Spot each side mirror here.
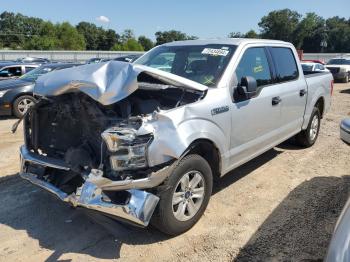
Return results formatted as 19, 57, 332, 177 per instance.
237, 76, 258, 99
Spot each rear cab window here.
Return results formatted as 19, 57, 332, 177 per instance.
269, 47, 299, 82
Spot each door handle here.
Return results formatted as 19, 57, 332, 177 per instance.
300, 89, 307, 96
272, 96, 282, 106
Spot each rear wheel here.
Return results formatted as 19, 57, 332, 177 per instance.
13, 95, 36, 118
152, 154, 213, 235
343, 74, 349, 83
295, 107, 321, 147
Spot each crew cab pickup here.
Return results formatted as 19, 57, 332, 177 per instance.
18, 39, 333, 235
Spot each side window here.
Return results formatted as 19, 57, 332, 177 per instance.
270, 47, 298, 82
235, 47, 272, 87
8, 66, 22, 76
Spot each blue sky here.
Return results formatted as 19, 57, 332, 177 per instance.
1, 0, 349, 39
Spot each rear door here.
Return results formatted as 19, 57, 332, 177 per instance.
268, 47, 307, 138
228, 46, 283, 168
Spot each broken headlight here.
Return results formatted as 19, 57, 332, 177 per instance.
102, 127, 152, 171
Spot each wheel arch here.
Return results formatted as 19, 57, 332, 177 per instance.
315, 96, 325, 118
182, 139, 222, 180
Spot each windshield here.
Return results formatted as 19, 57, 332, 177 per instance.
302, 64, 313, 71
134, 44, 236, 86
327, 59, 350, 65
19, 66, 54, 81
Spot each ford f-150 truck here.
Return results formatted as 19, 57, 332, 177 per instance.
17, 39, 333, 235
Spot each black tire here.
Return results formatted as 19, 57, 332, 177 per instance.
13, 95, 36, 118
151, 154, 213, 235
343, 75, 349, 83
295, 107, 321, 147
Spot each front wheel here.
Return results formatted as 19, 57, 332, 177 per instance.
295, 107, 321, 147
13, 95, 36, 118
151, 154, 213, 235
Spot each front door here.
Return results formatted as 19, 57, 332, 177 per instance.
228, 46, 283, 169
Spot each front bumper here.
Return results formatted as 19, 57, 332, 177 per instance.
340, 119, 350, 144
19, 145, 167, 227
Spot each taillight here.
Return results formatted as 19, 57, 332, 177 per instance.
331, 80, 334, 96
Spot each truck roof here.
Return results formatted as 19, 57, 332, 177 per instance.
163, 38, 289, 47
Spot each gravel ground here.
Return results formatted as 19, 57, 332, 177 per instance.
0, 83, 349, 262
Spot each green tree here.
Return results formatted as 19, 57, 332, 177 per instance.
228, 32, 245, 38
111, 38, 144, 51
155, 30, 197, 45
294, 13, 326, 52
245, 30, 260, 38
120, 29, 135, 42
76, 22, 101, 50
0, 12, 36, 48
326, 16, 350, 52
24, 35, 58, 50
76, 22, 118, 50
138, 35, 154, 51
25, 21, 60, 50
56, 22, 86, 50
103, 29, 119, 50
259, 9, 301, 43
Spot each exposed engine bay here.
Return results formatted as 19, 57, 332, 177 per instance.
24, 76, 204, 195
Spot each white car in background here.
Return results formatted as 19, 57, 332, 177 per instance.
301, 62, 329, 73
326, 57, 350, 83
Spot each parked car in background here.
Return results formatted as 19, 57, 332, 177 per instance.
0, 63, 80, 117
18, 39, 333, 235
302, 59, 325, 65
16, 57, 50, 64
113, 54, 142, 63
301, 62, 329, 73
326, 57, 350, 83
340, 119, 350, 144
0, 63, 39, 81
86, 58, 104, 64
86, 55, 143, 64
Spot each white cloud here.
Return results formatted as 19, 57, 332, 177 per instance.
96, 15, 110, 23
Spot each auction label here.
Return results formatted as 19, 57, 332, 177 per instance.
202, 48, 229, 56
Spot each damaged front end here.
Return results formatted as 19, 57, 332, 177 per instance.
19, 61, 206, 226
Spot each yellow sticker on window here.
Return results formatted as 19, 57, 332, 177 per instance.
253, 65, 263, 73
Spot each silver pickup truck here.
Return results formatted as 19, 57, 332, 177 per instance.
18, 39, 333, 235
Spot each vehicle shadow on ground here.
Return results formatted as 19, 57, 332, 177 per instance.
234, 175, 350, 261
340, 88, 350, 94
0, 116, 16, 121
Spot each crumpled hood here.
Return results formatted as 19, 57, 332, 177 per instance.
34, 61, 207, 105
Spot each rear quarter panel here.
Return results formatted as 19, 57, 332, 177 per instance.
303, 72, 333, 129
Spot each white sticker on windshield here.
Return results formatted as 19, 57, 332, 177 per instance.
202, 48, 229, 57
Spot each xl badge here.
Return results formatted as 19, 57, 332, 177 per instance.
211, 106, 229, 116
